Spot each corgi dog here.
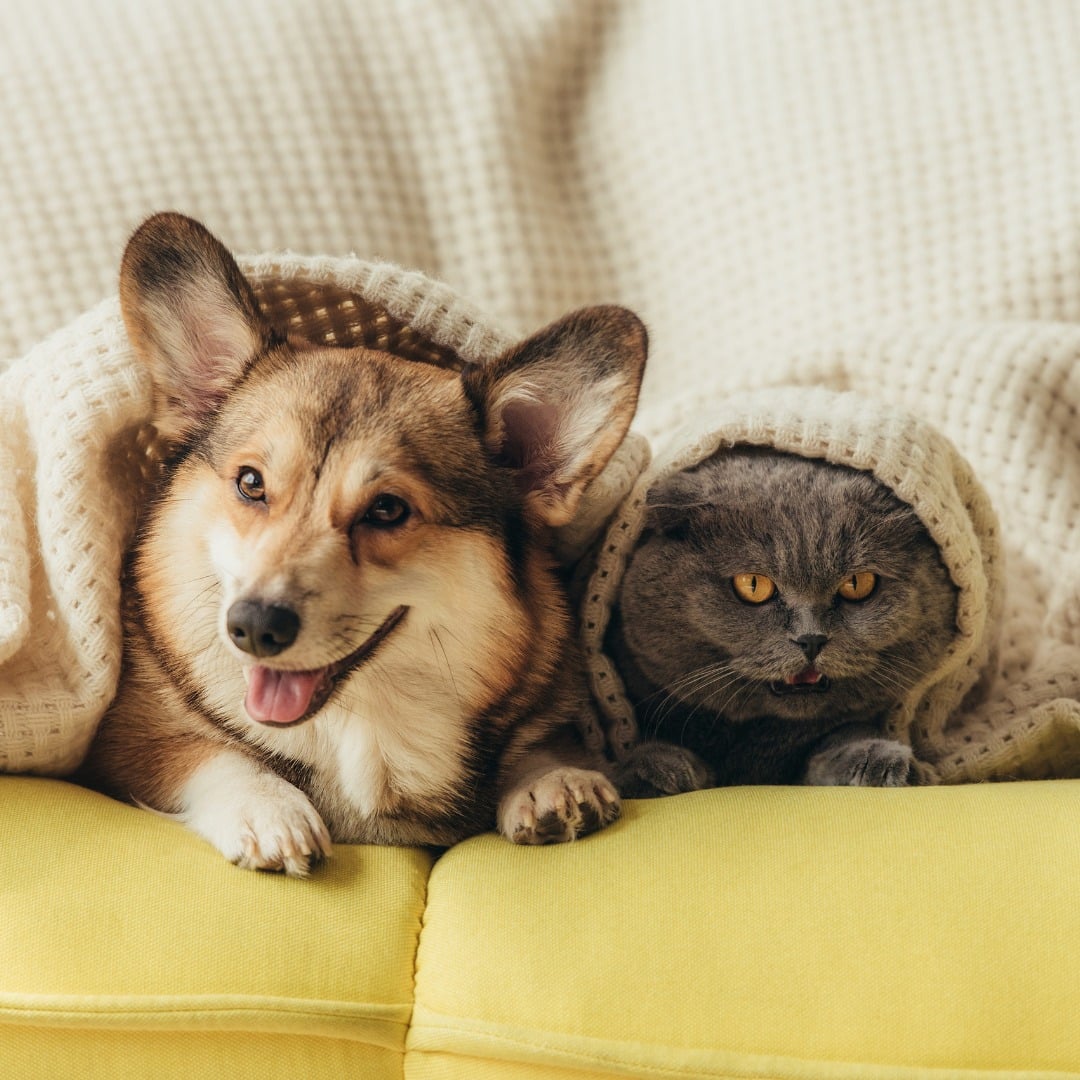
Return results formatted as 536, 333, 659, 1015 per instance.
81, 213, 647, 875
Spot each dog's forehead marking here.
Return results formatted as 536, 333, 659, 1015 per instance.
204, 343, 512, 535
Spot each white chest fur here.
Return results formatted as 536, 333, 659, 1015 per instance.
243, 637, 473, 828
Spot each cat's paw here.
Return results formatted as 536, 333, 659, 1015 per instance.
499, 767, 621, 845
804, 736, 915, 787
180, 753, 332, 876
614, 741, 715, 798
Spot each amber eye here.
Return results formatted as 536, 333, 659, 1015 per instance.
838, 571, 877, 602
362, 493, 410, 528
732, 572, 776, 604
236, 467, 265, 502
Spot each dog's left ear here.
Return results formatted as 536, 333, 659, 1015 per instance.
119, 212, 275, 444
463, 306, 647, 527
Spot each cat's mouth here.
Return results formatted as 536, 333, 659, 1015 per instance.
771, 667, 831, 695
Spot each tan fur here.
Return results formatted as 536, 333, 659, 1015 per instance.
80, 213, 646, 873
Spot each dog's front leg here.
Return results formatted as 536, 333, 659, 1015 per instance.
497, 727, 621, 845
175, 748, 332, 876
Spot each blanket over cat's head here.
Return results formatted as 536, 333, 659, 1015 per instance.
578, 385, 1005, 782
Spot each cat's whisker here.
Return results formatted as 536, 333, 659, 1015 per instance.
635, 663, 726, 708
642, 663, 740, 719
862, 665, 917, 700
643, 665, 744, 736
675, 671, 751, 739
703, 678, 756, 725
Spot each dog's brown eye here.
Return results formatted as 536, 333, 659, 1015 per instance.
237, 468, 265, 502
363, 494, 410, 528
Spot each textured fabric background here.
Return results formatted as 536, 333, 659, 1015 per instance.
4, 0, 1080, 773
6, 0, 1080, 413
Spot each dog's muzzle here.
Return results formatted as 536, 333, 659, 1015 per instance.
240, 605, 409, 726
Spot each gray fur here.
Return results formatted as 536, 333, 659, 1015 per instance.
607, 447, 957, 793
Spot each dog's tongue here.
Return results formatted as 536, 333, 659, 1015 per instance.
245, 666, 324, 725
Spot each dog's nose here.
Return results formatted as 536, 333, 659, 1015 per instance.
227, 600, 301, 657
793, 633, 828, 663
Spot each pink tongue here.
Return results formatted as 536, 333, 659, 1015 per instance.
245, 667, 324, 725
787, 667, 822, 686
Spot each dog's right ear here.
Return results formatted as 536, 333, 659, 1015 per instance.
119, 212, 273, 443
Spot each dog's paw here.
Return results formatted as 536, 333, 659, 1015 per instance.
499, 767, 621, 845
614, 741, 715, 798
181, 754, 333, 876
804, 736, 915, 788
228, 783, 332, 877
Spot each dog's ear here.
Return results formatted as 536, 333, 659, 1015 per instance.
463, 306, 647, 527
119, 212, 274, 443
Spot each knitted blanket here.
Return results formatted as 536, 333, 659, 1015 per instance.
0, 258, 518, 773
580, 385, 1080, 784
4, 1, 1080, 778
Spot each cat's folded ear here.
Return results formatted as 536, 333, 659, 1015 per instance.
644, 468, 715, 535
119, 212, 276, 444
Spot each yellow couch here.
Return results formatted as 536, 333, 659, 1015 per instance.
4, 776, 1079, 1078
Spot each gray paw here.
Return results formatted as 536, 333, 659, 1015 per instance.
615, 741, 715, 798
804, 737, 915, 787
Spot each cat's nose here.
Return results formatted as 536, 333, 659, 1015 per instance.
794, 633, 828, 662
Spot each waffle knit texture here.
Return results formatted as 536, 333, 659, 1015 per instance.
3, 0, 1080, 777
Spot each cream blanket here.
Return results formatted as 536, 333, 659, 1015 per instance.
0, 260, 519, 773
3, 1, 1080, 777
580, 385, 1080, 785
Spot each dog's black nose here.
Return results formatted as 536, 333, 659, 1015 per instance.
794, 633, 828, 663
227, 601, 301, 657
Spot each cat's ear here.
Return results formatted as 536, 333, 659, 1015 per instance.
120, 212, 275, 444
644, 469, 713, 535
462, 306, 647, 527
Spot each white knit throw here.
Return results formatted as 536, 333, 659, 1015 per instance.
0, 257, 517, 773
580, 386, 1080, 784
5, 1, 1080, 779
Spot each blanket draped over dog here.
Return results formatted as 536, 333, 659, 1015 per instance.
5, 249, 1080, 783
5, 5, 1080, 780
0, 259, 520, 774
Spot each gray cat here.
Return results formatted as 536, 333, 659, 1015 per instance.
606, 447, 957, 795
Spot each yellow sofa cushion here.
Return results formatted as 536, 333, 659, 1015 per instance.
0, 778, 433, 1079
409, 782, 1080, 1079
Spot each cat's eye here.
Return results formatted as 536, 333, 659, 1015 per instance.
837, 571, 877, 602
732, 572, 776, 604
236, 467, 265, 502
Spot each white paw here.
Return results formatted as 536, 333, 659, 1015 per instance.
499, 766, 620, 845
180, 752, 332, 876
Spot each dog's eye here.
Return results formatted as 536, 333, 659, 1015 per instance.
362, 494, 410, 528
237, 468, 266, 502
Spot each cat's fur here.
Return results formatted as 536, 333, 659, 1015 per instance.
606, 447, 957, 795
